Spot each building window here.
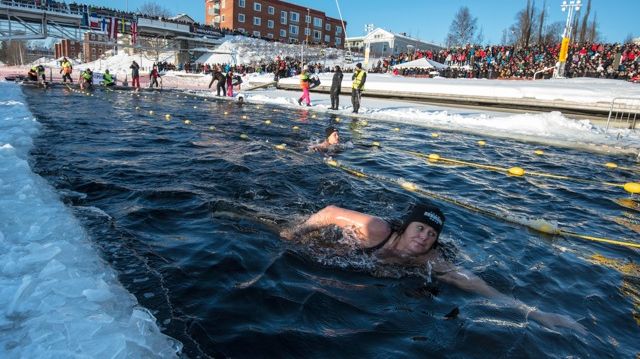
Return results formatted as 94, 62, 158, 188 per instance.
237, 28, 245, 33
279, 29, 286, 37
335, 37, 341, 45
238, 14, 245, 22
305, 15, 311, 23
254, 2, 261, 11
289, 25, 298, 35
280, 11, 287, 25
221, 0, 226, 8
324, 34, 330, 42
289, 12, 299, 22
253, 30, 260, 37
267, 33, 273, 38
336, 26, 342, 35
267, 20, 274, 29
221, 15, 225, 21
304, 28, 310, 36
208, 6, 216, 15
239, 0, 245, 8
253, 17, 261, 26
313, 17, 322, 27
325, 23, 331, 31
313, 30, 321, 40
268, 6, 274, 15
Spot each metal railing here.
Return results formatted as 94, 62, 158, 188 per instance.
605, 97, 640, 131
533, 66, 555, 80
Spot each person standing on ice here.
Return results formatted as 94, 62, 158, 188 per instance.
297, 68, 311, 106
149, 65, 160, 88
351, 63, 367, 113
130, 61, 140, 91
60, 57, 73, 83
330, 65, 343, 110
226, 69, 235, 97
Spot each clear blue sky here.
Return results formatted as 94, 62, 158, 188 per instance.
83, 0, 638, 44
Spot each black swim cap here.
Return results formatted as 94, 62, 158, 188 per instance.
325, 126, 338, 139
401, 203, 445, 237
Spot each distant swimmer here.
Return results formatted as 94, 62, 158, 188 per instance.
281, 203, 586, 333
309, 126, 340, 152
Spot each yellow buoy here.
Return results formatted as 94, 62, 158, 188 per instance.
135, 106, 140, 110
264, 120, 271, 125
372, 141, 380, 147
428, 154, 440, 162
209, 126, 216, 131
478, 140, 486, 146
273, 109, 277, 112
242, 115, 248, 119
193, 106, 197, 109
393, 127, 400, 132
240, 134, 249, 140
534, 150, 544, 155
326, 159, 338, 167
292, 126, 300, 130
624, 182, 640, 194
184, 119, 192, 125
431, 133, 439, 138
274, 144, 286, 150
312, 114, 317, 118
335, 118, 341, 123
605, 162, 618, 169
165, 114, 171, 120
401, 181, 417, 192
149, 110, 154, 115
508, 167, 525, 176
224, 111, 229, 115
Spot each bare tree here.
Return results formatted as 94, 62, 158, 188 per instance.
537, 0, 547, 44
541, 21, 563, 45
137, 2, 172, 18
475, 26, 485, 46
623, 33, 634, 44
586, 12, 598, 43
578, 0, 591, 44
510, 0, 537, 48
445, 6, 478, 47
0, 40, 27, 66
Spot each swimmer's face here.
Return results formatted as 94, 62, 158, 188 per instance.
327, 131, 339, 145
398, 221, 438, 255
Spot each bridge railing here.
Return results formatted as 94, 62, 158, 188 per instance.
605, 97, 640, 131
0, 0, 82, 16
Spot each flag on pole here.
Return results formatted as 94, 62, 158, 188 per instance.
131, 22, 138, 44
109, 17, 118, 40
99, 17, 107, 32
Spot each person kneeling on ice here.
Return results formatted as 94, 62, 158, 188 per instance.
102, 69, 115, 87
309, 126, 340, 152
281, 203, 586, 333
79, 68, 93, 90
28, 65, 46, 83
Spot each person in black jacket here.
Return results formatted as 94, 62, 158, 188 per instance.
208, 68, 226, 96
330, 65, 343, 110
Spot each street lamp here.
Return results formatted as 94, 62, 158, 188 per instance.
553, 0, 581, 78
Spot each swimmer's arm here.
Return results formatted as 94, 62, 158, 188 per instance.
280, 205, 390, 244
435, 265, 586, 333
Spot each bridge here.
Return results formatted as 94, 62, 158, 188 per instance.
0, 0, 224, 49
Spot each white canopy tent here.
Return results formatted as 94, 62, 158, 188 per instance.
392, 57, 448, 70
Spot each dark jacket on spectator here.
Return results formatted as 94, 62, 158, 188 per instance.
331, 69, 343, 94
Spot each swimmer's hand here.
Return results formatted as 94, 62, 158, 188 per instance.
528, 310, 587, 335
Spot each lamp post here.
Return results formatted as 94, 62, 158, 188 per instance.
553, 0, 581, 78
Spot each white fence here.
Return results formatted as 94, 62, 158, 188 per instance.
606, 97, 640, 131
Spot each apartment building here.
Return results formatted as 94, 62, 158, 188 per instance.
204, 0, 346, 48
54, 39, 82, 60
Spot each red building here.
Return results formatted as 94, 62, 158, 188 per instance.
205, 0, 346, 48
54, 39, 82, 60
82, 32, 110, 62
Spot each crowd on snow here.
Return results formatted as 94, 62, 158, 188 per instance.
372, 42, 640, 82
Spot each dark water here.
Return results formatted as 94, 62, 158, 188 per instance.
24, 85, 639, 358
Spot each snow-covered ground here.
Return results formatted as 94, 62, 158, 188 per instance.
0, 82, 182, 357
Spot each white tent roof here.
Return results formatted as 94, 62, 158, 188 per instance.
392, 57, 448, 70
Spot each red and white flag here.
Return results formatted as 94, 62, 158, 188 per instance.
131, 22, 138, 44
109, 17, 118, 40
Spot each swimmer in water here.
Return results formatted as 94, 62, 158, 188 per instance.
281, 203, 586, 333
309, 126, 340, 152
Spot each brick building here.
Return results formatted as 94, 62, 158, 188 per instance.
54, 39, 82, 60
82, 32, 111, 62
205, 0, 346, 48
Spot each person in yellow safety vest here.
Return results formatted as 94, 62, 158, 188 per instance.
28, 65, 46, 83
297, 68, 311, 106
351, 62, 367, 114
79, 68, 93, 90
60, 57, 73, 83
102, 69, 115, 86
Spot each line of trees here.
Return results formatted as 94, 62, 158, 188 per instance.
446, 0, 607, 48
